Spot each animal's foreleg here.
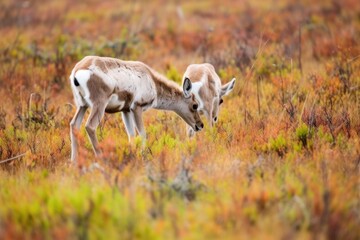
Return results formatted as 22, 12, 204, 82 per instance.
132, 106, 146, 146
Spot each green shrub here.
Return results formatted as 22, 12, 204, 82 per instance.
166, 65, 182, 84
269, 134, 287, 157
296, 123, 312, 146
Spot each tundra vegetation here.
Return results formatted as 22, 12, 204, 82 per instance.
0, 0, 359, 239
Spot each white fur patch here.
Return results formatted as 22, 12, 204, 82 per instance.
92, 64, 157, 107
107, 94, 125, 110
91, 67, 117, 91
74, 69, 92, 107
191, 81, 204, 110
75, 69, 91, 85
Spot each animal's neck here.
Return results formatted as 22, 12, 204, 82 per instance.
148, 69, 184, 111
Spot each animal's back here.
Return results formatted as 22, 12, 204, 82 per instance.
69, 56, 157, 112
184, 63, 221, 90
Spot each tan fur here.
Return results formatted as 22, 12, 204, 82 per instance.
78, 56, 186, 112
74, 56, 93, 73
95, 59, 108, 73
76, 56, 182, 99
183, 63, 235, 134
69, 56, 203, 162
183, 64, 221, 120
142, 63, 183, 99
105, 58, 119, 69
117, 91, 133, 112
104, 91, 134, 113
152, 72, 182, 100
186, 64, 219, 100
87, 73, 112, 103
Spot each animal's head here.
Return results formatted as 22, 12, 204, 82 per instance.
211, 77, 236, 125
180, 77, 204, 132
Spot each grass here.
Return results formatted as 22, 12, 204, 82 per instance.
0, 0, 360, 239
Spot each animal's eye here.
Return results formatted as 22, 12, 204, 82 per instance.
192, 104, 198, 110
219, 99, 224, 105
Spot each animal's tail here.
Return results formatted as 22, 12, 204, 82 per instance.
73, 77, 80, 87
70, 70, 91, 106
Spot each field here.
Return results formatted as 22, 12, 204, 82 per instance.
0, 0, 359, 239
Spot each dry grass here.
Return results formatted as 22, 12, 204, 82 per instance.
0, 0, 359, 239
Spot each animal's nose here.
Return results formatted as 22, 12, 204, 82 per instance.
195, 122, 204, 132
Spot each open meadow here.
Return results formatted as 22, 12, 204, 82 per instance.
0, 0, 359, 239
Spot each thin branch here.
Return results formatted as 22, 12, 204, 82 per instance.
299, 93, 310, 123
347, 55, 360, 64
236, 34, 269, 96
0, 153, 26, 164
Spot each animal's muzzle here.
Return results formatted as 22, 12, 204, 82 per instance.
195, 122, 204, 132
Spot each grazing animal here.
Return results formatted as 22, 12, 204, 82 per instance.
182, 63, 236, 136
69, 56, 203, 162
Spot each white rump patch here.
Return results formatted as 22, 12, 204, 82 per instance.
75, 70, 91, 87
74, 69, 92, 107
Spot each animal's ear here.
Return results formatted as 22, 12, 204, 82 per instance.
220, 78, 236, 97
183, 77, 192, 98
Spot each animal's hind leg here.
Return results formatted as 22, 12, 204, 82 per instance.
70, 106, 87, 162
85, 103, 106, 157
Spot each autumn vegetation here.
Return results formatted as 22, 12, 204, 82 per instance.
0, 0, 359, 239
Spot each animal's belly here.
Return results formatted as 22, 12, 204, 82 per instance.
105, 94, 126, 113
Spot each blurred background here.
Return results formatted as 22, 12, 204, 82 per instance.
1, 0, 359, 89
0, 0, 359, 239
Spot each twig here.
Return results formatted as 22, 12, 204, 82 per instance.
240, 33, 268, 125
347, 55, 360, 64
299, 93, 309, 123
298, 23, 302, 74
0, 153, 26, 164
257, 76, 261, 115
